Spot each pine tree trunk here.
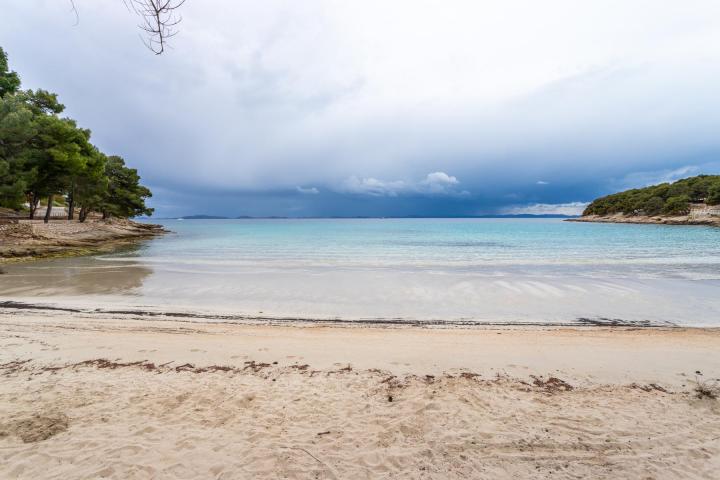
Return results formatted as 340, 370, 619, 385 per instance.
102, 210, 108, 220
68, 195, 75, 221
44, 195, 53, 223
29, 193, 39, 219
79, 207, 87, 223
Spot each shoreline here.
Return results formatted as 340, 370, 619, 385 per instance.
0, 218, 167, 263
2, 220, 719, 478
2, 306, 719, 386
2, 307, 719, 386
1, 309, 719, 478
0, 300, 686, 329
567, 213, 720, 227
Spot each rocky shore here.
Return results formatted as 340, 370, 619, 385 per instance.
0, 219, 167, 262
568, 213, 720, 227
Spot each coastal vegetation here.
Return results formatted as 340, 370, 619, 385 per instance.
0, 47, 153, 222
583, 175, 720, 217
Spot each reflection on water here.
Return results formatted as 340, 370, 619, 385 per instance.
1, 218, 719, 326
0, 246, 153, 296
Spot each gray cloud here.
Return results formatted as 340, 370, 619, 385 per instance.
502, 202, 590, 216
340, 177, 408, 197
339, 172, 466, 197
2, 1, 720, 216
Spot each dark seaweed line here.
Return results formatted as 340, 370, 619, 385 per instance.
0, 300, 680, 329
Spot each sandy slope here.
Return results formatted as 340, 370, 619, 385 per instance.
1, 311, 719, 479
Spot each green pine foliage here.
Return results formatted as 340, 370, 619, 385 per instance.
0, 47, 20, 97
0, 47, 153, 220
584, 175, 720, 216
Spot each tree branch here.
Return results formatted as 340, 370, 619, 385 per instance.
129, 0, 186, 54
69, 0, 187, 55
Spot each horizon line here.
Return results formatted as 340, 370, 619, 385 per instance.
149, 214, 580, 220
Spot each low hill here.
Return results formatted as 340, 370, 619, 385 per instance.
583, 175, 720, 217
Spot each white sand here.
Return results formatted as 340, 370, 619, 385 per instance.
1, 310, 719, 479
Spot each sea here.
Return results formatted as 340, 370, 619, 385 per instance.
2, 218, 719, 326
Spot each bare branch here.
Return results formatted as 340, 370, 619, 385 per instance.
69, 0, 187, 55
129, 0, 186, 54
69, 0, 80, 26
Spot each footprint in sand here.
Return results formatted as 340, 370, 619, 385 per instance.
93, 467, 114, 478
135, 426, 156, 435
7, 413, 69, 443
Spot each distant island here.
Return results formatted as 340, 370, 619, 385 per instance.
572, 175, 720, 226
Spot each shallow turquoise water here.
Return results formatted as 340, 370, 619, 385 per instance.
133, 218, 720, 276
2, 219, 719, 325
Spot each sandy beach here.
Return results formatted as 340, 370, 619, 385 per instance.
1, 308, 719, 479
3, 3, 720, 479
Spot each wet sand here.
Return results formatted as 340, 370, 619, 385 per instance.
1, 309, 719, 479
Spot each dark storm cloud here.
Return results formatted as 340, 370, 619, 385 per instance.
2, 1, 720, 217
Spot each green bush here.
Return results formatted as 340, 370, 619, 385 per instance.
708, 185, 720, 206
642, 196, 665, 215
663, 195, 690, 215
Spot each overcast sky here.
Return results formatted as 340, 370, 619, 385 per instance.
3, 1, 720, 217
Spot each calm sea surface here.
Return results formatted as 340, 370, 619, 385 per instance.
2, 218, 719, 325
